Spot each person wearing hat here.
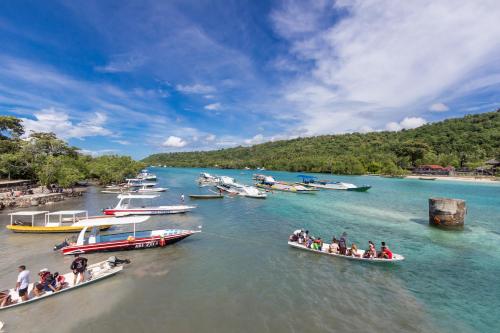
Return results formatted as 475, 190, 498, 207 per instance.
71, 254, 88, 285
33, 268, 55, 296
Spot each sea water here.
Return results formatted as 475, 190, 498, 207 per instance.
0, 167, 499, 332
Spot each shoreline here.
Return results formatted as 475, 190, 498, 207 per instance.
404, 175, 500, 184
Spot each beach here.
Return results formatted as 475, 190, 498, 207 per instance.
404, 175, 500, 183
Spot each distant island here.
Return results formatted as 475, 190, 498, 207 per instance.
143, 110, 500, 176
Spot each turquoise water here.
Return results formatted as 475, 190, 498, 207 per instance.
1, 167, 499, 332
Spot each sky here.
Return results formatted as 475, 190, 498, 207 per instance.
1, 0, 500, 159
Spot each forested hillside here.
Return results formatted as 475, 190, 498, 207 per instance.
143, 110, 500, 175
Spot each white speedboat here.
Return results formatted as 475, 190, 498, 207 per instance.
197, 172, 219, 186
298, 175, 371, 192
137, 171, 157, 181
103, 194, 195, 215
288, 241, 404, 262
129, 184, 167, 193
217, 176, 266, 199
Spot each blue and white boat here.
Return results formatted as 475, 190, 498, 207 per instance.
297, 175, 371, 192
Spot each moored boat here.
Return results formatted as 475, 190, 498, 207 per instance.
298, 175, 371, 192
103, 194, 195, 215
55, 218, 200, 255
6, 211, 112, 233
217, 176, 266, 199
288, 241, 404, 262
189, 194, 224, 199
0, 257, 127, 310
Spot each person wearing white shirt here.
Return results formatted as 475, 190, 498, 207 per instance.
16, 265, 30, 301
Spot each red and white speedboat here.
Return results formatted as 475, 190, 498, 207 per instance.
55, 216, 200, 255
103, 194, 195, 216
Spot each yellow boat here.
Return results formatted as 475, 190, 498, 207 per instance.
7, 210, 111, 233
6, 224, 111, 233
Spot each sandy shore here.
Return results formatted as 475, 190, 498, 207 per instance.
405, 175, 500, 184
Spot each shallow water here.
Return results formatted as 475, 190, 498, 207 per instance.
0, 168, 499, 332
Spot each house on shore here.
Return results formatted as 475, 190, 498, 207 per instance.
475, 159, 500, 176
413, 165, 455, 176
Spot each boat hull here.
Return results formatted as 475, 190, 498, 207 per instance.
103, 208, 192, 215
6, 225, 111, 233
61, 231, 196, 255
288, 241, 404, 262
346, 185, 372, 192
0, 260, 123, 311
189, 195, 224, 199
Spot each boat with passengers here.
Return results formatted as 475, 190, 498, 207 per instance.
297, 175, 371, 192
137, 169, 157, 181
197, 172, 220, 186
0, 257, 127, 310
54, 216, 199, 255
103, 194, 196, 215
6, 210, 113, 233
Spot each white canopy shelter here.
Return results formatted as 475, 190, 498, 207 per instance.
9, 211, 49, 227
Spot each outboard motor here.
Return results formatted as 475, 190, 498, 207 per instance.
53, 239, 69, 251
106, 256, 131, 267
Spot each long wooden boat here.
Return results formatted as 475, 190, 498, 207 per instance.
189, 194, 224, 199
288, 241, 404, 263
0, 259, 124, 310
55, 218, 199, 255
6, 211, 112, 234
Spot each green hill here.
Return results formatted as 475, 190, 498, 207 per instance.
143, 110, 500, 175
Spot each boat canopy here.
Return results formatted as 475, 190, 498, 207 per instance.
46, 210, 88, 226
73, 215, 150, 227
9, 211, 49, 226
297, 175, 317, 179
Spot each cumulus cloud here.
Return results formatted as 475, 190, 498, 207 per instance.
162, 136, 187, 147
385, 117, 427, 131
244, 134, 265, 145
429, 103, 450, 112
204, 103, 221, 111
272, 0, 500, 134
205, 134, 216, 141
176, 84, 215, 94
21, 108, 112, 139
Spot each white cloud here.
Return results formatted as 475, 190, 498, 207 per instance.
113, 140, 131, 145
205, 134, 216, 142
80, 149, 119, 157
95, 54, 146, 73
429, 103, 450, 112
176, 84, 215, 94
385, 117, 427, 131
162, 136, 187, 148
204, 103, 221, 111
272, 0, 500, 134
244, 134, 265, 145
21, 108, 112, 139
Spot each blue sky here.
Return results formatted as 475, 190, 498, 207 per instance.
1, 0, 500, 159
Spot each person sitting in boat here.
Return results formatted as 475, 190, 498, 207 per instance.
378, 242, 393, 259
33, 269, 55, 296
305, 237, 314, 249
338, 232, 348, 255
363, 241, 376, 258
348, 244, 361, 257
289, 233, 299, 242
0, 291, 16, 307
312, 238, 323, 251
53, 273, 67, 290
71, 254, 88, 285
328, 238, 339, 254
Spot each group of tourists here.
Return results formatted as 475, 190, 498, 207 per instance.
0, 254, 88, 307
289, 229, 393, 259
